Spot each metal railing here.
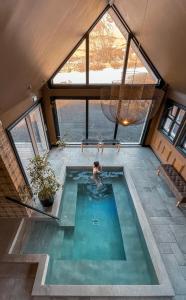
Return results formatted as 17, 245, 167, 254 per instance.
6, 196, 59, 220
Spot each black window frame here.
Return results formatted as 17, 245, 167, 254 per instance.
159, 99, 186, 144
52, 97, 151, 145
176, 124, 186, 157
6, 102, 49, 184
48, 3, 165, 146
48, 4, 163, 88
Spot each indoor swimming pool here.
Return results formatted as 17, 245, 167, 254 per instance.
21, 167, 159, 285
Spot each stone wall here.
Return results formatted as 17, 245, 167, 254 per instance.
0, 122, 31, 217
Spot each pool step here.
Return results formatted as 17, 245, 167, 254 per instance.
112, 180, 146, 261
46, 259, 153, 285
21, 220, 65, 259
58, 180, 77, 227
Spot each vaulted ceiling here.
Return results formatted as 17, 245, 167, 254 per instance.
115, 0, 186, 96
0, 0, 186, 116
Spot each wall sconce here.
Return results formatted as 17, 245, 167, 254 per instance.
27, 84, 38, 103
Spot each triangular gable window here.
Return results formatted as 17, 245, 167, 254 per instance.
51, 7, 159, 85
52, 40, 86, 84
125, 41, 158, 84
89, 9, 128, 84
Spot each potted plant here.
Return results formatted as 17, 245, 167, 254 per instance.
27, 154, 60, 207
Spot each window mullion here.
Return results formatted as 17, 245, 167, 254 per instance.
25, 115, 39, 155
86, 35, 89, 85
86, 99, 88, 139
122, 32, 131, 84
114, 33, 131, 140
168, 108, 180, 136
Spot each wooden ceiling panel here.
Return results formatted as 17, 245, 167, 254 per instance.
0, 0, 107, 113
115, 0, 186, 96
1, 0, 186, 117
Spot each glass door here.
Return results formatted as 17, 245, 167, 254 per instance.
10, 104, 49, 181
10, 118, 35, 178
29, 106, 48, 155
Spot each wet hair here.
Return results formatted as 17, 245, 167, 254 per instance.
94, 161, 100, 168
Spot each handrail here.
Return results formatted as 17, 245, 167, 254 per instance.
6, 196, 60, 220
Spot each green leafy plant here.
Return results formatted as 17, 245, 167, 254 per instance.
27, 154, 60, 202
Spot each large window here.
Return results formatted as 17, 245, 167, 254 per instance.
51, 7, 159, 86
29, 107, 48, 155
11, 118, 35, 176
160, 100, 185, 143
54, 99, 150, 144
55, 100, 86, 142
88, 100, 115, 139
125, 41, 157, 84
117, 123, 145, 144
177, 128, 186, 156
52, 41, 86, 84
9, 105, 49, 180
89, 10, 127, 84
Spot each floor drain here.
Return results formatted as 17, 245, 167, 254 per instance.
92, 219, 99, 225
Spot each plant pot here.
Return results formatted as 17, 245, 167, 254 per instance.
39, 195, 54, 207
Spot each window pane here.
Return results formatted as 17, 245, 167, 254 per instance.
163, 117, 172, 133
55, 100, 86, 142
52, 41, 86, 84
11, 119, 35, 177
29, 107, 48, 155
125, 41, 158, 84
88, 100, 115, 139
168, 105, 178, 118
179, 134, 186, 155
117, 123, 145, 143
170, 123, 179, 139
89, 9, 128, 84
183, 138, 186, 150
176, 109, 185, 124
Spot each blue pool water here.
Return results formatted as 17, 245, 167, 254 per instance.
22, 168, 158, 285
61, 184, 125, 260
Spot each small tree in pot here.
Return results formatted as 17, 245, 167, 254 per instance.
27, 154, 60, 207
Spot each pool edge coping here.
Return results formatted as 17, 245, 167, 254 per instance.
2, 165, 175, 298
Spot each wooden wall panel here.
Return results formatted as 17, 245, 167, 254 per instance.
151, 131, 186, 181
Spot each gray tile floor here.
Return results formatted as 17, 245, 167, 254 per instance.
0, 146, 186, 299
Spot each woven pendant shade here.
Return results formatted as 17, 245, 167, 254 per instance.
100, 84, 164, 126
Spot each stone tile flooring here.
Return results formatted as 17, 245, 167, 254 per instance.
0, 146, 186, 299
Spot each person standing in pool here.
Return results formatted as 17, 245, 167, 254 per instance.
92, 161, 102, 186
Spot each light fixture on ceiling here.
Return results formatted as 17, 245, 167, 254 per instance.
27, 84, 38, 103
101, 85, 164, 126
